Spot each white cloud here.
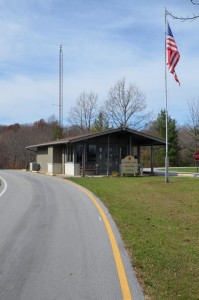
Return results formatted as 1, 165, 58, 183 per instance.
0, 0, 198, 126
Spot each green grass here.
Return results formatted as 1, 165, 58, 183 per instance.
69, 176, 199, 300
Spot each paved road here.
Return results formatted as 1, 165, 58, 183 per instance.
0, 170, 144, 300
143, 167, 199, 177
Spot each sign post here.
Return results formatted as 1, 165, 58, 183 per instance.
193, 152, 199, 173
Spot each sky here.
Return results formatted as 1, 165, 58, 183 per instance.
0, 0, 199, 126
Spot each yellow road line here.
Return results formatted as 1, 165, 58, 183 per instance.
67, 180, 132, 300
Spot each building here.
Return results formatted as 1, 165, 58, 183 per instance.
26, 127, 166, 176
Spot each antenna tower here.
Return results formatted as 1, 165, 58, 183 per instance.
59, 45, 63, 127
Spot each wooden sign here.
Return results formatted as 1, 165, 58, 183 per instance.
121, 156, 138, 175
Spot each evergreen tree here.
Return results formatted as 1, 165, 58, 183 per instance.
155, 109, 181, 166
92, 111, 110, 132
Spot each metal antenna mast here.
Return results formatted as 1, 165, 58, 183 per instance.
59, 45, 63, 127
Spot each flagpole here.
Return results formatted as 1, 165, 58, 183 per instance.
165, 8, 169, 183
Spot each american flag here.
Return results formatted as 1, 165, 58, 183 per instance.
167, 22, 180, 85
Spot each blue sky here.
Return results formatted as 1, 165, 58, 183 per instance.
0, 0, 199, 126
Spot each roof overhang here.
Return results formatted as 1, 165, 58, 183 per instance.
26, 127, 165, 151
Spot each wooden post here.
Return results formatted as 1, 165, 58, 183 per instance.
82, 142, 86, 177
151, 144, 154, 175
107, 135, 110, 176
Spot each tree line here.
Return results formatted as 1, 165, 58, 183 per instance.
0, 78, 199, 169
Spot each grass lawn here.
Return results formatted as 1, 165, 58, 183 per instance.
69, 176, 199, 300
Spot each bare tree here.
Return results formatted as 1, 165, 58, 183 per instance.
0, 117, 66, 170
104, 78, 151, 129
178, 125, 196, 165
166, 1, 199, 21
187, 98, 199, 150
68, 91, 98, 133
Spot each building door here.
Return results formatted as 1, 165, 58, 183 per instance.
97, 146, 119, 174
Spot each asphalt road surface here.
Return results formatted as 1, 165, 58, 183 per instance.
0, 170, 144, 300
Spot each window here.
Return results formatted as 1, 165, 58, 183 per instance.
87, 145, 96, 162
68, 145, 73, 162
120, 146, 127, 159
77, 145, 83, 163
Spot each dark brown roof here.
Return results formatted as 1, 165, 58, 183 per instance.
26, 127, 165, 150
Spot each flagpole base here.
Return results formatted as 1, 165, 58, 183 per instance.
165, 156, 169, 183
